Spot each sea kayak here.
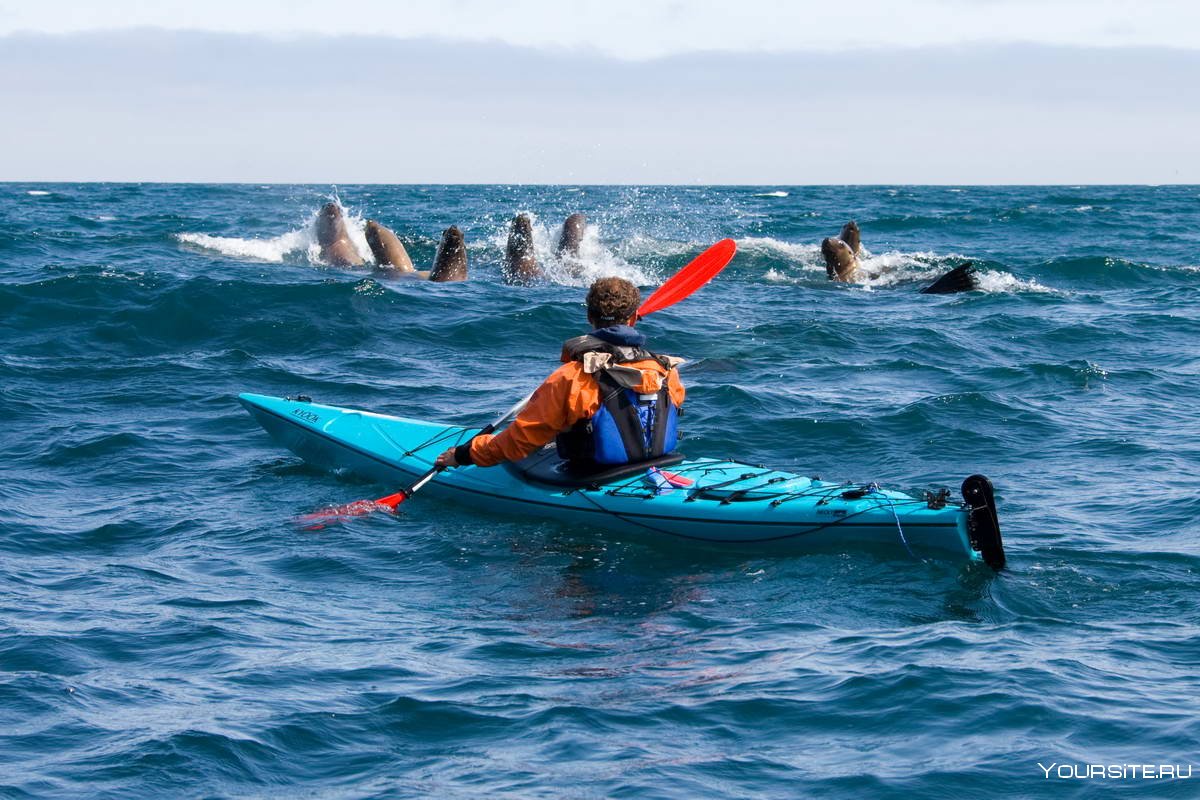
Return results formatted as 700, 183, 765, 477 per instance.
239, 393, 1005, 568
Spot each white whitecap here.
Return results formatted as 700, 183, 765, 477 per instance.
486, 213, 656, 288
972, 270, 1056, 294
738, 236, 824, 268
176, 201, 372, 266
745, 235, 1057, 296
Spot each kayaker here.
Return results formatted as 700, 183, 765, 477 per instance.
435, 277, 685, 470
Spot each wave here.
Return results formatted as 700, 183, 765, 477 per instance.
738, 234, 1193, 293
176, 198, 391, 266
177, 202, 371, 265
738, 236, 821, 264
742, 236, 1049, 294
855, 253, 1053, 295
753, 191, 789, 198
1035, 255, 1194, 285
177, 229, 317, 263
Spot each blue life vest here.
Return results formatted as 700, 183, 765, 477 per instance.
555, 333, 681, 466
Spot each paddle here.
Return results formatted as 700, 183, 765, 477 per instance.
637, 238, 737, 318
295, 391, 533, 528
298, 238, 737, 528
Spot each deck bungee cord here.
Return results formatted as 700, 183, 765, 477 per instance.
391, 419, 955, 563
565, 473, 932, 548
362, 412, 962, 560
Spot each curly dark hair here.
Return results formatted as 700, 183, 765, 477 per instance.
586, 277, 641, 325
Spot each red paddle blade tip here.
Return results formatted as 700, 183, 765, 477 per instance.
294, 491, 408, 530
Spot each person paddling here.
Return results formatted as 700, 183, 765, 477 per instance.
436, 277, 685, 470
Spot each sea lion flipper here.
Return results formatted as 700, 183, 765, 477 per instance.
920, 262, 978, 294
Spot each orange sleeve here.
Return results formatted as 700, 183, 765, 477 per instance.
467, 363, 599, 467
668, 367, 686, 408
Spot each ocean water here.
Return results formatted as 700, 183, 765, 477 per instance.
2, 183, 1198, 798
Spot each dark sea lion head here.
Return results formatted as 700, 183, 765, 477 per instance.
429, 225, 468, 282
821, 237, 858, 282
441, 225, 464, 252
508, 213, 534, 249
557, 212, 587, 256
315, 202, 345, 244
364, 219, 384, 248
505, 213, 541, 285
839, 220, 861, 255
820, 237, 838, 265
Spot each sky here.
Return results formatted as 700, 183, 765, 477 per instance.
1, 0, 1197, 183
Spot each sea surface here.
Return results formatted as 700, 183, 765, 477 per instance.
2, 184, 1198, 798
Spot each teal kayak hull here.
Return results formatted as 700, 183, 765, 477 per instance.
239, 393, 1004, 566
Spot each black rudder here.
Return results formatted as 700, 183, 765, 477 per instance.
962, 473, 1005, 570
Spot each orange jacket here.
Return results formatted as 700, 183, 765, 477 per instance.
466, 356, 685, 467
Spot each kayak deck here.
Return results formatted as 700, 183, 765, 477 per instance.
239, 393, 1004, 567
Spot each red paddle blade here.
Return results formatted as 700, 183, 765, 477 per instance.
637, 238, 736, 318
294, 491, 409, 530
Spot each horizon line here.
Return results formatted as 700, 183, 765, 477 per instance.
4, 27, 1200, 60
4, 180, 1198, 188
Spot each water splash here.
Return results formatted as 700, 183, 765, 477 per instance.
487, 212, 657, 287
177, 200, 372, 266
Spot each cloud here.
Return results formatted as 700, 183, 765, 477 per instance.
1, 30, 1197, 183
2, 0, 1200, 58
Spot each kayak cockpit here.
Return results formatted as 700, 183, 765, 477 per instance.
505, 445, 685, 488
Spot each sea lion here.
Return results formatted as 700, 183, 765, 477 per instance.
821, 220, 979, 293
314, 203, 363, 267
821, 236, 858, 282
365, 220, 415, 273
504, 213, 540, 285
839, 220, 862, 255
429, 226, 468, 282
556, 212, 587, 257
